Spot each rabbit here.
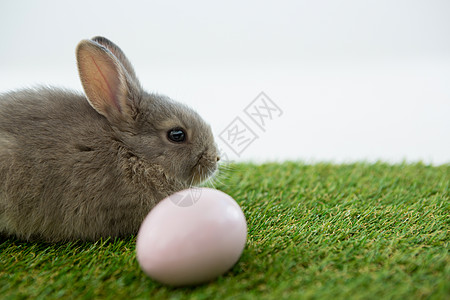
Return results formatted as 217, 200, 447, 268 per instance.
0, 36, 219, 242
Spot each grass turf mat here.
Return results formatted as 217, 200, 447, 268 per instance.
1, 162, 449, 299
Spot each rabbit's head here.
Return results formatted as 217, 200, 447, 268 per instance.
76, 36, 219, 186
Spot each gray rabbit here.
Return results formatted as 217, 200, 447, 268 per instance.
0, 37, 219, 242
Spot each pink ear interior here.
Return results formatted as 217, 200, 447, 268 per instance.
77, 40, 130, 122
92, 36, 139, 84
88, 54, 123, 113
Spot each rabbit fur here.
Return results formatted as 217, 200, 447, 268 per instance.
0, 36, 219, 242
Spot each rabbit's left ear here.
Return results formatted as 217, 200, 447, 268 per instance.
76, 39, 137, 125
91, 36, 140, 86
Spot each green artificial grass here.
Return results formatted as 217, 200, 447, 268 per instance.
1, 162, 449, 299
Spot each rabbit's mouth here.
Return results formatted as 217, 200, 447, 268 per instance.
189, 153, 217, 185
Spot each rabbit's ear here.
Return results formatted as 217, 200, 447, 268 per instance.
91, 36, 140, 85
76, 39, 136, 124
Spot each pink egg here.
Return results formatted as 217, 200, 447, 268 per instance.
136, 188, 247, 286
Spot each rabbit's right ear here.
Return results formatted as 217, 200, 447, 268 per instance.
76, 39, 137, 125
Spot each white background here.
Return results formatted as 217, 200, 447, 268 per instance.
1, 0, 449, 164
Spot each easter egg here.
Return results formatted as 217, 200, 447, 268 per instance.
136, 188, 247, 286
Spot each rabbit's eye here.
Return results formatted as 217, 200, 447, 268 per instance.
167, 128, 186, 143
